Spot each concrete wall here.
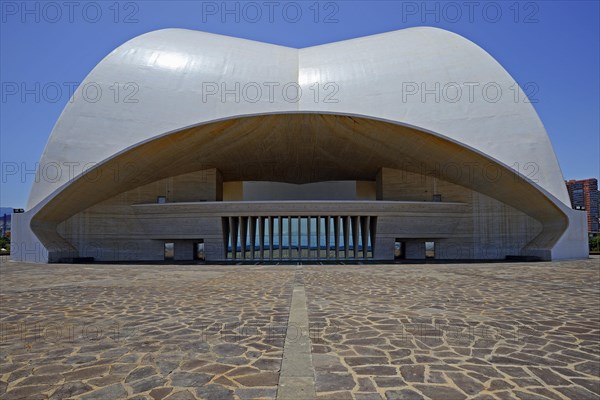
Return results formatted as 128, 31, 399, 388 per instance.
221, 181, 377, 201
10, 212, 49, 263
57, 169, 223, 262
171, 169, 222, 202
356, 181, 377, 200
53, 166, 544, 262
223, 182, 243, 201
376, 167, 542, 260
242, 181, 358, 201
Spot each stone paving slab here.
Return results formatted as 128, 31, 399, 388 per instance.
0, 256, 598, 400
0, 260, 294, 400
303, 259, 600, 400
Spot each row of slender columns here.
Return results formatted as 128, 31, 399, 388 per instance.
223, 216, 377, 260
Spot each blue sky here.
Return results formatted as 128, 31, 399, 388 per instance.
1, 0, 599, 209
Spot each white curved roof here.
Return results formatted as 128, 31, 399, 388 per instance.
29, 27, 569, 209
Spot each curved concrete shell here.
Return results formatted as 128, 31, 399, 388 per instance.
12, 27, 588, 263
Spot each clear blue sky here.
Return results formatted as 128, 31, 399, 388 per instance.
1, 0, 599, 209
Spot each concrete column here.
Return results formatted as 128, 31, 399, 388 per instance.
259, 217, 264, 261
370, 217, 377, 257
316, 216, 321, 259
297, 216, 302, 259
325, 216, 330, 259
174, 241, 193, 261
334, 216, 340, 259
307, 216, 311, 259
361, 216, 370, 259
269, 216, 274, 261
279, 216, 283, 260
222, 217, 230, 259
288, 216, 292, 260
406, 241, 426, 260
249, 217, 256, 260
240, 217, 247, 260
343, 216, 350, 260
374, 237, 393, 260
229, 216, 237, 260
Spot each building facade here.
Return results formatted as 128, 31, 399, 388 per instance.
566, 179, 599, 234
11, 28, 588, 263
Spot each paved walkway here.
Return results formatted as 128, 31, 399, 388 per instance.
0, 257, 598, 399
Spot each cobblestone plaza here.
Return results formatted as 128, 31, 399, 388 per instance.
0, 257, 598, 399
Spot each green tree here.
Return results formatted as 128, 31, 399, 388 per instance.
0, 236, 9, 252
590, 236, 600, 252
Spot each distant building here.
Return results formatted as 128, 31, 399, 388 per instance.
566, 179, 599, 234
1, 213, 11, 237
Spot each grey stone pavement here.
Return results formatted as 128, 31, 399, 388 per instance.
0, 256, 598, 399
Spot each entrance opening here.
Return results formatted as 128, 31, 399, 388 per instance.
394, 240, 406, 260
164, 242, 174, 261
194, 240, 205, 261
425, 241, 435, 259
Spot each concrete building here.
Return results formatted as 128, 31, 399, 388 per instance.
566, 179, 599, 234
12, 28, 588, 263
